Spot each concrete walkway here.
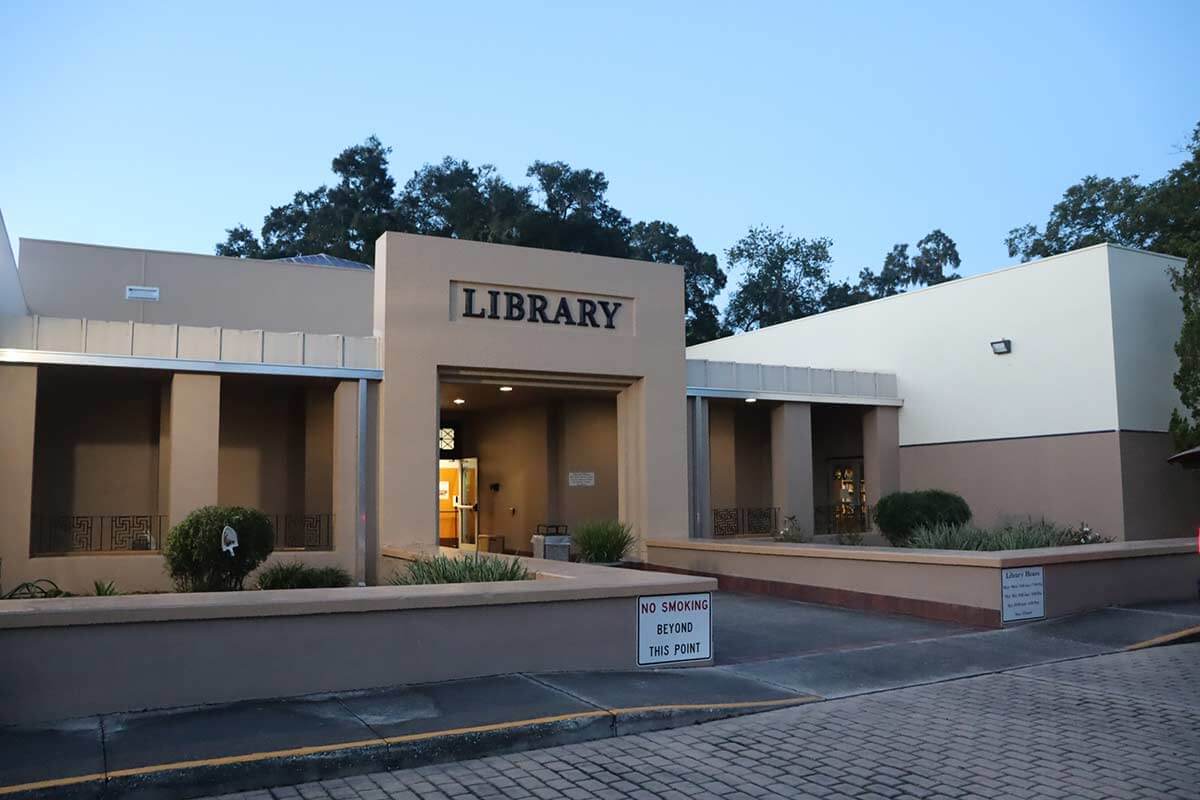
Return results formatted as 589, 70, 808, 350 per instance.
207, 643, 1200, 800
1, 595, 1196, 799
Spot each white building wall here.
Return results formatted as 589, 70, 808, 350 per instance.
0, 211, 28, 316
689, 245, 1124, 446
1106, 246, 1187, 432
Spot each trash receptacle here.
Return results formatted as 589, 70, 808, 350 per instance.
532, 534, 571, 561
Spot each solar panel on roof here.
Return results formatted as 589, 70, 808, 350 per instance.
273, 253, 372, 270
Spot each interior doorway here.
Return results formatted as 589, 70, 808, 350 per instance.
436, 368, 624, 554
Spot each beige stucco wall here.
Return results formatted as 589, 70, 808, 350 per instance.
708, 403, 737, 509
555, 398, 620, 531
30, 367, 163, 519
472, 404, 551, 553
374, 234, 687, 552
1118, 431, 1200, 540
17, 239, 373, 336
899, 431, 1128, 539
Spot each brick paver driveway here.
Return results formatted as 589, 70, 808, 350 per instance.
203, 644, 1200, 800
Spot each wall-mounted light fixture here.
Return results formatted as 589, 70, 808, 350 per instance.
744, 397, 757, 404
990, 339, 1012, 355
499, 386, 514, 392
452, 398, 466, 405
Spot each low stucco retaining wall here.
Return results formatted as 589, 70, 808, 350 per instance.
645, 538, 1199, 626
0, 557, 715, 725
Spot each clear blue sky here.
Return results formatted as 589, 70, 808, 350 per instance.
2, 0, 1198, 300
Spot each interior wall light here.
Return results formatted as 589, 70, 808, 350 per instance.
452, 398, 466, 405
499, 386, 514, 392
990, 339, 1013, 355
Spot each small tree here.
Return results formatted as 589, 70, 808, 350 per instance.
163, 506, 275, 592
1169, 250, 1200, 451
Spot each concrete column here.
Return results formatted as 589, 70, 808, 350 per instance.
616, 380, 646, 544
166, 373, 220, 525
770, 402, 814, 535
686, 396, 711, 538
0, 365, 37, 588
332, 380, 362, 582
862, 406, 900, 511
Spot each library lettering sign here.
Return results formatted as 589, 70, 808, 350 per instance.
451, 282, 626, 332
637, 593, 712, 665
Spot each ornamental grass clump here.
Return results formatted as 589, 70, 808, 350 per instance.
910, 519, 1109, 551
256, 561, 353, 590
572, 520, 636, 563
389, 554, 530, 585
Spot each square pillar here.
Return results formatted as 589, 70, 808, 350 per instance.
0, 365, 37, 587
166, 373, 220, 525
771, 402, 814, 534
862, 406, 900, 510
332, 380, 365, 583
687, 396, 711, 538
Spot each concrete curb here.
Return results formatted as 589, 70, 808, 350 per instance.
3, 698, 819, 800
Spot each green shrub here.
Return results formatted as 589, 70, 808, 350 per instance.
163, 506, 275, 592
388, 554, 531, 585
93, 580, 120, 596
910, 519, 1110, 551
572, 520, 636, 563
875, 490, 972, 546
256, 562, 353, 590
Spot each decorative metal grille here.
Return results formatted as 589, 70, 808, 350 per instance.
744, 507, 778, 535
712, 508, 740, 537
271, 513, 334, 551
711, 507, 778, 537
30, 515, 165, 556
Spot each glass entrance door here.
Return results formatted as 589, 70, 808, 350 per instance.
829, 459, 866, 533
438, 458, 479, 549
456, 457, 479, 548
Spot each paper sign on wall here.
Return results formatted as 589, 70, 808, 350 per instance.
568, 471, 595, 487
125, 285, 160, 301
638, 593, 712, 665
438, 481, 450, 500
1001, 566, 1045, 623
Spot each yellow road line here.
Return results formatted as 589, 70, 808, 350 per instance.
0, 697, 821, 796
1124, 623, 1200, 652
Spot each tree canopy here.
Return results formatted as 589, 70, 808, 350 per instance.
722, 227, 962, 331
217, 138, 725, 345
1004, 121, 1200, 449
218, 137, 962, 345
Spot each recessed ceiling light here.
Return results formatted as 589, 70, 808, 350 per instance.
744, 397, 757, 403
499, 386, 514, 392
452, 398, 466, 405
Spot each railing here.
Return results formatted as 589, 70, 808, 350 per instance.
30, 514, 166, 556
270, 513, 334, 551
712, 507, 779, 537
814, 504, 871, 536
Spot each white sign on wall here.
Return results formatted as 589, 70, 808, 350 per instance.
125, 285, 160, 301
638, 593, 712, 665
1001, 566, 1045, 623
568, 471, 595, 487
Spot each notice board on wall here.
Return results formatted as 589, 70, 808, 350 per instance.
568, 471, 595, 487
1001, 566, 1045, 623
